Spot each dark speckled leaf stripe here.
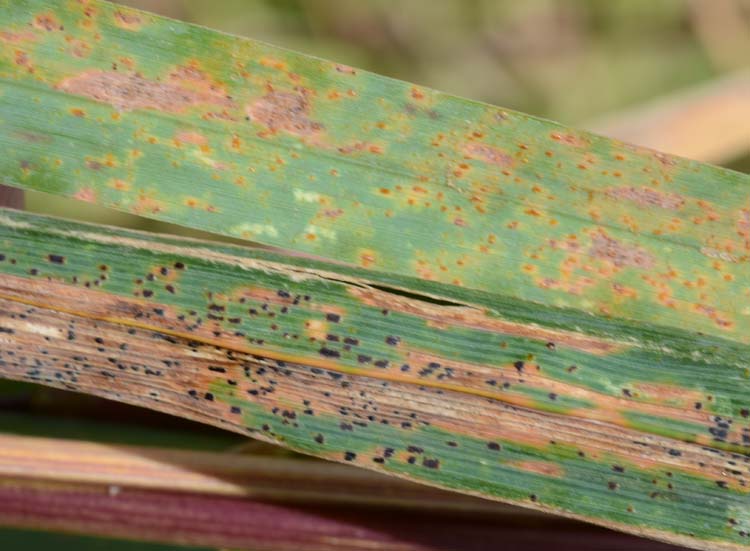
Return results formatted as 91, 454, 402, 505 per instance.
0, 208, 749, 550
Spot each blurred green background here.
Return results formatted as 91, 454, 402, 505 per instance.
5, 0, 750, 548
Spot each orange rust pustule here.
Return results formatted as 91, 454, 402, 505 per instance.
605, 187, 685, 210
589, 232, 655, 270
56, 70, 233, 113
348, 286, 623, 355
246, 89, 323, 136
462, 143, 514, 167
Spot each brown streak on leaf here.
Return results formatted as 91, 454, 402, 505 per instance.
589, 232, 655, 269
605, 187, 685, 210
462, 143, 514, 167
57, 70, 233, 113
114, 10, 142, 30
247, 89, 323, 137
0, 30, 37, 43
506, 461, 565, 478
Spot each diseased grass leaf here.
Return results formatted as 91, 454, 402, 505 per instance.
0, 208, 748, 550
1, 0, 749, 343
0, 1, 749, 550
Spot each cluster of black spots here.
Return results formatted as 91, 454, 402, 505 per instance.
709, 415, 732, 443
607, 481, 619, 490
385, 335, 400, 346
667, 449, 682, 457
487, 442, 501, 451
416, 362, 454, 381
612, 465, 625, 473
319, 347, 340, 358
344, 451, 357, 461
529, 494, 538, 502
548, 392, 557, 401
514, 360, 524, 373
566, 365, 577, 373
47, 254, 65, 264
230, 406, 241, 414
326, 313, 341, 323
422, 458, 440, 469
741, 408, 749, 418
